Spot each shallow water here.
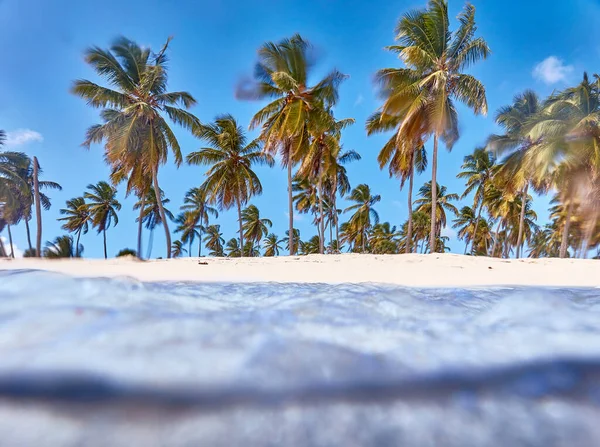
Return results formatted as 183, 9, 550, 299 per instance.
1, 269, 600, 446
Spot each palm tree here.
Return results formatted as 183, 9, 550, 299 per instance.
457, 147, 496, 254
204, 224, 225, 257
171, 240, 187, 258
181, 187, 218, 256
58, 197, 90, 257
84, 181, 121, 259
187, 115, 274, 254
133, 187, 174, 258
452, 205, 491, 254
263, 233, 283, 257
43, 235, 83, 259
225, 238, 242, 257
242, 205, 272, 253
369, 222, 401, 254
240, 34, 346, 255
116, 248, 137, 257
174, 211, 202, 257
283, 228, 301, 255
377, 0, 489, 253
328, 149, 361, 249
344, 184, 381, 253
414, 182, 459, 250
72, 36, 200, 259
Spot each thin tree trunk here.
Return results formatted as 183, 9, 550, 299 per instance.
236, 197, 244, 256
560, 199, 574, 258
329, 218, 333, 248
334, 178, 340, 251
405, 161, 414, 254
470, 199, 484, 256
7, 224, 14, 258
25, 218, 33, 251
147, 229, 154, 259
491, 220, 502, 257
0, 235, 6, 257
152, 167, 171, 259
198, 228, 202, 257
137, 193, 146, 259
189, 239, 192, 257
103, 228, 107, 259
429, 136, 439, 254
287, 161, 294, 255
75, 228, 81, 258
516, 183, 529, 258
581, 212, 597, 259
33, 156, 42, 258
317, 177, 325, 254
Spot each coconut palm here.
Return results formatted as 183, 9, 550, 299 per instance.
225, 238, 242, 257
181, 187, 218, 256
58, 197, 90, 257
263, 233, 283, 257
72, 36, 200, 259
301, 235, 321, 255
242, 205, 272, 253
370, 222, 401, 254
43, 235, 83, 259
452, 205, 491, 254
283, 228, 301, 255
84, 181, 121, 259
328, 149, 361, 248
344, 184, 381, 253
376, 0, 489, 253
174, 211, 202, 257
171, 240, 187, 258
204, 225, 225, 257
414, 182, 459, 250
187, 115, 274, 254
241, 34, 346, 255
133, 187, 174, 258
457, 147, 497, 254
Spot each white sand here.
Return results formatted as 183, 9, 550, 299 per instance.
0, 253, 598, 287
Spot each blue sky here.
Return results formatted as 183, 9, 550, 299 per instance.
1, 0, 600, 258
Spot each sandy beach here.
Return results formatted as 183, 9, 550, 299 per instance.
0, 254, 598, 287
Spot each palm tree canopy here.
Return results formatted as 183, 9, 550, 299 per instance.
414, 181, 459, 228
58, 197, 90, 234
84, 181, 121, 232
133, 186, 174, 230
242, 205, 272, 245
43, 235, 83, 258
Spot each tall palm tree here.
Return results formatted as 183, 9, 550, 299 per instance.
457, 147, 496, 254
263, 233, 283, 257
43, 235, 83, 259
133, 187, 174, 258
414, 182, 459, 250
174, 211, 202, 257
344, 184, 381, 253
204, 224, 225, 257
240, 34, 346, 255
181, 186, 218, 256
187, 115, 274, 254
72, 36, 200, 259
242, 205, 272, 253
377, 0, 489, 253
171, 240, 187, 258
84, 181, 121, 259
58, 197, 90, 257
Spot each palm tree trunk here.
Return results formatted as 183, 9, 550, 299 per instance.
103, 228, 107, 259
317, 177, 325, 255
287, 161, 294, 255
236, 197, 244, 256
33, 156, 42, 257
152, 167, 171, 259
491, 220, 502, 257
470, 199, 484, 256
75, 228, 82, 257
7, 224, 14, 258
137, 193, 146, 259
0, 235, 6, 257
516, 183, 529, 258
429, 136, 439, 254
405, 162, 415, 254
198, 228, 202, 257
581, 212, 597, 259
147, 229, 155, 259
560, 199, 574, 258
25, 218, 33, 251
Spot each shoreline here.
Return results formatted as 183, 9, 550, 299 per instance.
0, 254, 598, 287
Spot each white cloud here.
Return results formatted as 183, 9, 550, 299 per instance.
0, 237, 23, 258
5, 129, 43, 148
354, 94, 364, 107
532, 56, 574, 85
284, 211, 304, 222
441, 227, 456, 239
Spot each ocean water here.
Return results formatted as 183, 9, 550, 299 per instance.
1, 269, 600, 446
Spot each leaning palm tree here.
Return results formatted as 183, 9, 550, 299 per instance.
171, 240, 187, 258
377, 0, 489, 253
181, 187, 218, 256
242, 205, 272, 253
240, 34, 346, 255
72, 36, 200, 258
414, 182, 459, 250
133, 187, 174, 258
187, 115, 274, 254
344, 184, 381, 253
263, 233, 283, 257
58, 197, 90, 257
84, 181, 121, 259
43, 235, 83, 259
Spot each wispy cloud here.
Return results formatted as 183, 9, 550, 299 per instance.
353, 94, 364, 107
5, 129, 43, 147
441, 226, 456, 239
0, 237, 23, 258
532, 56, 574, 85
284, 211, 304, 222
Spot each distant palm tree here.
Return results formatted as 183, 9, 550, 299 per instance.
369, 222, 401, 254
283, 228, 301, 255
301, 235, 321, 255
452, 206, 479, 254
242, 205, 272, 253
133, 187, 174, 258
263, 233, 283, 257
116, 248, 137, 258
225, 238, 242, 257
171, 240, 187, 258
174, 211, 202, 257
43, 235, 83, 259
181, 187, 218, 256
187, 115, 274, 254
84, 181, 121, 259
241, 34, 346, 255
344, 184, 381, 253
58, 197, 90, 257
204, 224, 225, 257
377, 0, 489, 253
72, 36, 200, 259
414, 182, 459, 250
